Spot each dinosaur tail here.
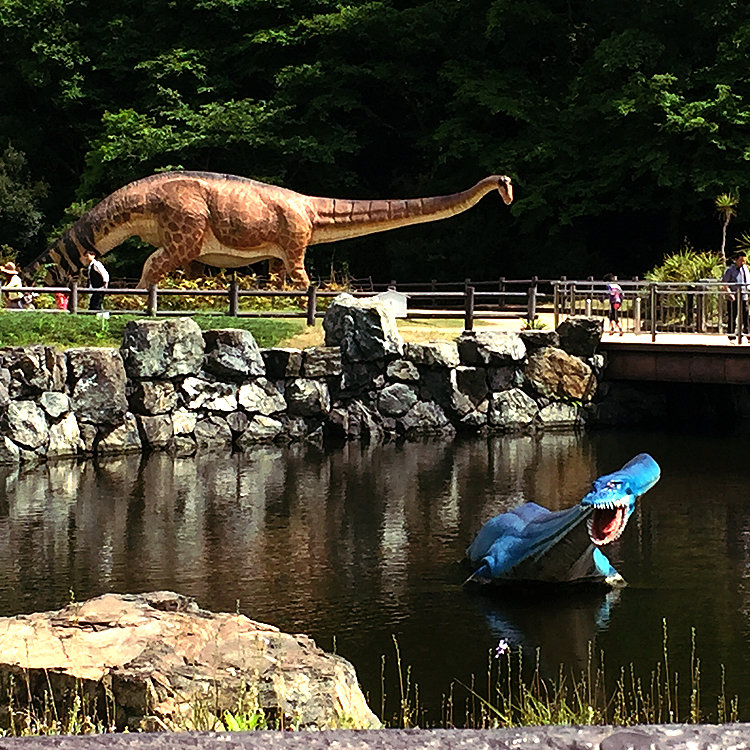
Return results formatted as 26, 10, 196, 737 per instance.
26, 227, 91, 286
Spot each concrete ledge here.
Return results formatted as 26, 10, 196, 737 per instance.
2, 726, 750, 750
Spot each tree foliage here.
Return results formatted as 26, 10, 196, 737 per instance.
2, 0, 750, 280
0, 144, 48, 253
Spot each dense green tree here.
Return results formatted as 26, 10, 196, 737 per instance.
0, 144, 48, 253
3, 0, 750, 280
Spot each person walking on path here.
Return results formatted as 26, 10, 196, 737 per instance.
85, 250, 109, 311
721, 251, 750, 342
603, 273, 624, 336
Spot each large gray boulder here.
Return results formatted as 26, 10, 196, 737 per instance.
47, 413, 83, 458
303, 346, 343, 377
97, 413, 142, 455
524, 347, 597, 402
399, 401, 454, 437
286, 379, 331, 417
488, 388, 539, 430
378, 382, 418, 417
130, 381, 178, 415
405, 341, 460, 368
193, 415, 233, 450
180, 377, 236, 411
0, 346, 66, 397
328, 400, 385, 442
137, 414, 173, 449
0, 592, 380, 731
39, 392, 71, 420
236, 414, 285, 446
67, 348, 129, 426
323, 293, 404, 361
418, 368, 480, 422
386, 359, 420, 382
261, 348, 303, 378
237, 378, 286, 415
520, 328, 560, 351
457, 331, 526, 367
556, 316, 603, 358
3, 400, 48, 451
120, 318, 204, 380
340, 362, 385, 398
203, 328, 265, 380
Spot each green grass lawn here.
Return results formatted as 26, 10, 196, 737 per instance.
0, 312, 305, 349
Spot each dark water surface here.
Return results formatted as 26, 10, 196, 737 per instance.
1, 430, 749, 723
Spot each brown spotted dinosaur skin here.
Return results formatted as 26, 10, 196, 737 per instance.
37, 172, 513, 288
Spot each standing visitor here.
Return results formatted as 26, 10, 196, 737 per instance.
603, 273, 624, 336
85, 250, 109, 311
0, 262, 24, 309
721, 251, 750, 342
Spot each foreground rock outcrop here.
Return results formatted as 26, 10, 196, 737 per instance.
0, 592, 380, 731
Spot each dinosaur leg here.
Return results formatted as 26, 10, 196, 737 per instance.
137, 242, 204, 287
137, 213, 208, 287
137, 248, 177, 287
268, 258, 288, 286
282, 244, 311, 289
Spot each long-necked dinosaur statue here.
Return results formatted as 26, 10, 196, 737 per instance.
465, 453, 661, 589
32, 172, 513, 288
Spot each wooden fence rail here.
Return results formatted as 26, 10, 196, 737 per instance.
0, 278, 739, 339
0, 280, 546, 328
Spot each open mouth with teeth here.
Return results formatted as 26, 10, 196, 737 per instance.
586, 503, 629, 546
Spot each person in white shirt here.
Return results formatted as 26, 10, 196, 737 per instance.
720, 251, 750, 342
84, 250, 110, 311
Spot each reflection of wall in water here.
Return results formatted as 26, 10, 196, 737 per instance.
462, 433, 598, 536
0, 434, 619, 621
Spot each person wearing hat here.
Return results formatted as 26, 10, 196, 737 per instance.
0, 262, 23, 309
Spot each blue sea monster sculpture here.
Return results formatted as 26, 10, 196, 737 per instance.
465, 453, 661, 588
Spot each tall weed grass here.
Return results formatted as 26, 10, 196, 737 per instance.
381, 622, 738, 729
1, 622, 740, 735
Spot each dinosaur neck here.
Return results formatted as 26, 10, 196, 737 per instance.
510, 506, 599, 583
309, 176, 504, 244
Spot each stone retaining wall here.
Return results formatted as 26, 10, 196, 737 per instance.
0, 296, 609, 464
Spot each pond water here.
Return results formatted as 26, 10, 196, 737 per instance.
1, 428, 749, 724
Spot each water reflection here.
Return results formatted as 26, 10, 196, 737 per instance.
470, 587, 622, 672
1, 429, 750, 721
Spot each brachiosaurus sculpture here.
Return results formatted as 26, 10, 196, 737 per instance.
34, 172, 513, 288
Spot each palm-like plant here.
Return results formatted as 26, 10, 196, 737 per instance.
645, 245, 724, 282
715, 192, 739, 263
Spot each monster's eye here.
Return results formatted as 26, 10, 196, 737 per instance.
606, 480, 622, 490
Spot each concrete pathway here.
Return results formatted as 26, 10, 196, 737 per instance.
2, 725, 750, 750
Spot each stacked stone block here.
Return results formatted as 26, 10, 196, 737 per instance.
0, 297, 605, 464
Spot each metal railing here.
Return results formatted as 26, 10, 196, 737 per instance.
0, 278, 549, 328
0, 277, 743, 340
553, 279, 744, 341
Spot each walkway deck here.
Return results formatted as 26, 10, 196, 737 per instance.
473, 315, 750, 384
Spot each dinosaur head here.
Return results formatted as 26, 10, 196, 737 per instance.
581, 453, 661, 547
496, 175, 513, 205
